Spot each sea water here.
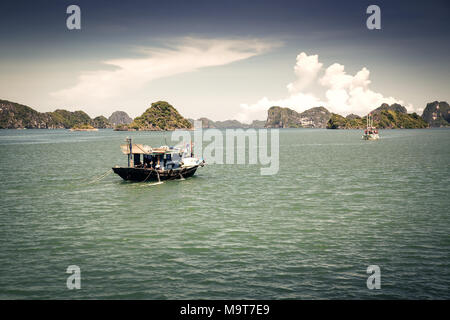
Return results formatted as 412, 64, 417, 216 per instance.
0, 128, 449, 299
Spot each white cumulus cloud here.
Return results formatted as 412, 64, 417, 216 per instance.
238, 52, 411, 123
287, 52, 323, 93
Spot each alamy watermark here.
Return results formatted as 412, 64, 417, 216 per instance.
172, 121, 279, 175
66, 4, 381, 31
366, 265, 381, 289
66, 5, 81, 30
366, 5, 381, 30
66, 265, 81, 289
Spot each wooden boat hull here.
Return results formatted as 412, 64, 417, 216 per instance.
112, 166, 198, 182
362, 134, 380, 140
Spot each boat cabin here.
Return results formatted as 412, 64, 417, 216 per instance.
120, 139, 191, 171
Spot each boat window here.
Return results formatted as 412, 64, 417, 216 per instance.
133, 154, 141, 167
172, 153, 180, 161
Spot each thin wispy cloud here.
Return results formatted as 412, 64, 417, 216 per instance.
237, 52, 412, 123
51, 37, 278, 112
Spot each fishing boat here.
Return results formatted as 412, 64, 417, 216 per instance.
362, 113, 379, 140
112, 138, 205, 182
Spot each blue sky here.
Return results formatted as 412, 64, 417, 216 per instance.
0, 0, 448, 121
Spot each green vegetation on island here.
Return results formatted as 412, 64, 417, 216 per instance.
92, 116, 111, 129
327, 103, 428, 129
188, 118, 266, 129
375, 110, 427, 129
113, 123, 133, 131
327, 113, 365, 129
70, 123, 98, 131
0, 99, 112, 129
47, 109, 93, 128
1, 98, 447, 131
128, 101, 192, 131
0, 99, 52, 129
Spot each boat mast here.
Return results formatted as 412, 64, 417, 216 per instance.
126, 137, 132, 167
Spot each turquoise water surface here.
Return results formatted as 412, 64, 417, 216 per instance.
0, 128, 449, 299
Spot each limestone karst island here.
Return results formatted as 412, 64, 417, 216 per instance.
0, 99, 448, 131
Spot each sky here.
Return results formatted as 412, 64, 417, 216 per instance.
0, 0, 448, 122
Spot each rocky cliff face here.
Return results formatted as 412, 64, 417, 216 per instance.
213, 119, 265, 129
0, 99, 111, 129
188, 117, 217, 128
108, 111, 132, 126
214, 119, 249, 128
373, 103, 407, 114
0, 100, 56, 128
299, 107, 332, 128
265, 106, 331, 128
129, 101, 192, 131
92, 116, 112, 129
249, 120, 266, 128
421, 101, 450, 127
346, 114, 361, 120
188, 118, 266, 129
327, 103, 428, 129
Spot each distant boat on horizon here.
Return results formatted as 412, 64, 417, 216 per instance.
362, 113, 379, 140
